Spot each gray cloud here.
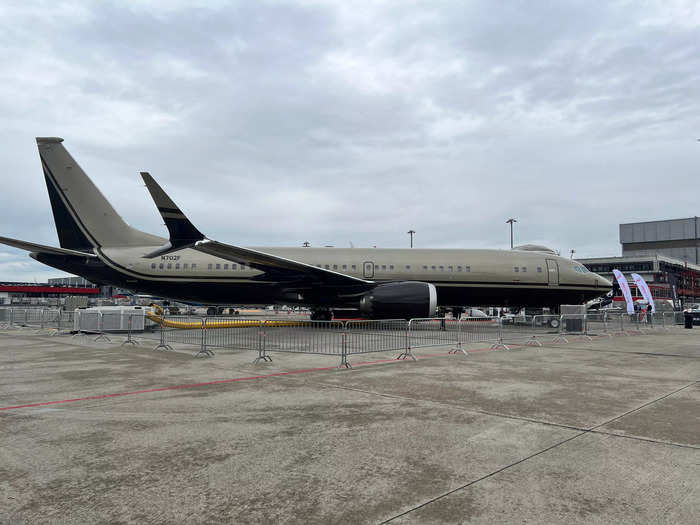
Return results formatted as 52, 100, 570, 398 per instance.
1, 0, 699, 281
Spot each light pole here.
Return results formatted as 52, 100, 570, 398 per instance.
407, 230, 415, 248
506, 218, 517, 249
570, 249, 575, 259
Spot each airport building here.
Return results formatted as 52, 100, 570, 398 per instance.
0, 281, 100, 306
579, 217, 700, 307
620, 217, 699, 264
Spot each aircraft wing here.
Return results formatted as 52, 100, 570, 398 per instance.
0, 235, 96, 258
140, 172, 373, 286
193, 239, 372, 285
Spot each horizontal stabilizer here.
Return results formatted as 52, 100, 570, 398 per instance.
0, 235, 96, 257
140, 172, 205, 257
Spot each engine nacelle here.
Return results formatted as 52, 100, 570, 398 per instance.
359, 281, 437, 319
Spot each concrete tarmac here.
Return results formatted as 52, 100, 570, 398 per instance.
0, 328, 698, 524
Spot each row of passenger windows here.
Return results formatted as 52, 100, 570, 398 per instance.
151, 262, 199, 270
150, 262, 250, 271
151, 262, 545, 274
514, 266, 544, 273
314, 264, 474, 272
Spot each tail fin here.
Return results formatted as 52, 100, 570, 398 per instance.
36, 137, 164, 248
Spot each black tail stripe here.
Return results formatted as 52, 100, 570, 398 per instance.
40, 155, 101, 248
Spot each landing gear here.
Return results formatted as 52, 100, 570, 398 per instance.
206, 306, 227, 316
310, 308, 332, 321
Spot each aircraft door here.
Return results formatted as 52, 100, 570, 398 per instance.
546, 259, 559, 285
363, 261, 374, 279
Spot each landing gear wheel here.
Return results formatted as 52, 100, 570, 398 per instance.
549, 318, 560, 329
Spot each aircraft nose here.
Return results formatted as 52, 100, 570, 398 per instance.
596, 274, 612, 288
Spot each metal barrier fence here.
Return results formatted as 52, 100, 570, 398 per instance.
0, 308, 77, 334
0, 307, 690, 366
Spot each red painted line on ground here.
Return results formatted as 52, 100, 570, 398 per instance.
0, 365, 340, 412
0, 344, 516, 412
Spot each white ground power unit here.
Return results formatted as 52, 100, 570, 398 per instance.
73, 306, 146, 332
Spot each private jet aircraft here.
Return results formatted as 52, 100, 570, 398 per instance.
0, 138, 611, 319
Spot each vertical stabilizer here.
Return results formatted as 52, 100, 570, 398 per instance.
36, 137, 163, 248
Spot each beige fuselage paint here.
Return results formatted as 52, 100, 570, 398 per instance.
102, 246, 606, 293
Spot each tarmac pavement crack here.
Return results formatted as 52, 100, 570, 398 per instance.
377, 378, 700, 523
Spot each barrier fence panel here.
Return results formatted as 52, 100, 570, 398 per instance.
663, 311, 684, 327
530, 315, 564, 342
499, 316, 544, 347
344, 319, 408, 356
0, 308, 12, 329
556, 314, 590, 342
73, 311, 99, 338
399, 318, 460, 360
583, 312, 609, 337
120, 313, 139, 346
204, 319, 262, 351
162, 316, 209, 346
458, 317, 502, 348
13, 309, 28, 328
262, 320, 344, 355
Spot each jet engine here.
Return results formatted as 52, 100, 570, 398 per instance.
359, 282, 437, 319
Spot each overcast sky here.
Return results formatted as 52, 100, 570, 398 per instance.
1, 0, 698, 282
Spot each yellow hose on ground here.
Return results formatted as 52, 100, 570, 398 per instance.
146, 304, 307, 328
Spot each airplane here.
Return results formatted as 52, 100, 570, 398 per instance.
0, 137, 612, 320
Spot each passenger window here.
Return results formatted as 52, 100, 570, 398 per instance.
457, 266, 462, 272
191, 263, 196, 270
325, 264, 330, 269
405, 265, 411, 270
175, 263, 180, 270
382, 265, 386, 270
167, 263, 172, 269
521, 266, 526, 272
159, 263, 164, 270
232, 264, 237, 270
439, 266, 444, 271
342, 264, 347, 270
183, 263, 188, 269
537, 267, 542, 273
216, 264, 221, 270
465, 266, 471, 272
514, 267, 519, 272
431, 265, 436, 270
317, 264, 321, 268
151, 263, 156, 269
448, 266, 453, 272
208, 263, 213, 270
374, 264, 378, 270
224, 264, 229, 270
333, 264, 338, 270
351, 265, 356, 270
389, 265, 394, 270
423, 265, 428, 270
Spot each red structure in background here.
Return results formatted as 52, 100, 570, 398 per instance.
0, 285, 99, 295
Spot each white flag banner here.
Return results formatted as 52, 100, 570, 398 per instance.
612, 269, 635, 315
631, 273, 655, 313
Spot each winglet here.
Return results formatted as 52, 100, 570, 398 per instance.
140, 172, 206, 258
